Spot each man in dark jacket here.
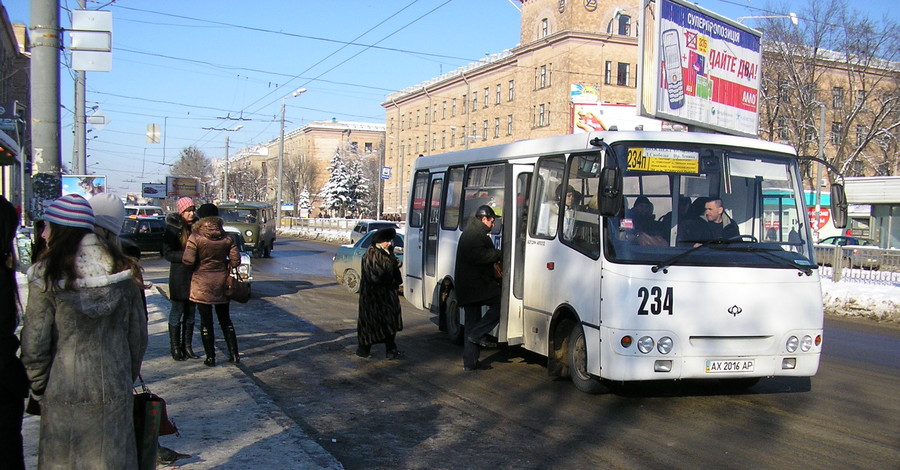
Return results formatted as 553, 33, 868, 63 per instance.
163, 197, 198, 360
454, 205, 502, 371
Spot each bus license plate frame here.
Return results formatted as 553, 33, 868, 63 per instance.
705, 359, 755, 373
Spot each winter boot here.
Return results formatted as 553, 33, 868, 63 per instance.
201, 326, 216, 367
168, 325, 185, 361
223, 324, 240, 364
181, 322, 200, 359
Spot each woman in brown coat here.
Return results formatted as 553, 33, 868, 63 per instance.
356, 228, 403, 359
182, 204, 240, 366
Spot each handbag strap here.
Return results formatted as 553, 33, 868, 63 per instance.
135, 374, 151, 394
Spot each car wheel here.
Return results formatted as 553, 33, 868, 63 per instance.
444, 289, 464, 344
567, 325, 608, 394
343, 269, 361, 294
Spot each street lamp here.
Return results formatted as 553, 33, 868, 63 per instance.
277, 87, 307, 228
221, 124, 243, 201
736, 13, 799, 26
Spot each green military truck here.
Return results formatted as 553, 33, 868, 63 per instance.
217, 202, 276, 258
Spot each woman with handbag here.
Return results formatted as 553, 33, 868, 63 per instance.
183, 203, 241, 366
21, 194, 148, 469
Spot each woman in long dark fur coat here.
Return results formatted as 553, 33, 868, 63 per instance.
356, 228, 403, 359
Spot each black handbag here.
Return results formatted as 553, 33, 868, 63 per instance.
224, 268, 250, 303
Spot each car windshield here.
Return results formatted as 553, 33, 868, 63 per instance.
221, 209, 258, 224
545, 142, 816, 270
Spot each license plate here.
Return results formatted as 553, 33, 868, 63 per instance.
705, 359, 755, 373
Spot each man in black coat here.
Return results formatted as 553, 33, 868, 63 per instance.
454, 205, 502, 371
163, 197, 199, 360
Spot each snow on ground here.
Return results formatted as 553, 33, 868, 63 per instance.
820, 279, 900, 323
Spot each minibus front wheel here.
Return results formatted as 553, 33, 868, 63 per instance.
567, 326, 608, 394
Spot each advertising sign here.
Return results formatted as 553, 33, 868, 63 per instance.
61, 175, 106, 199
639, 0, 762, 136
142, 183, 166, 199
166, 176, 200, 197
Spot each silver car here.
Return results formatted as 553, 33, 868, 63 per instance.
332, 230, 404, 293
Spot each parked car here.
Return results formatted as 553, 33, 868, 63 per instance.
218, 202, 276, 258
124, 205, 164, 218
120, 217, 166, 255
816, 236, 881, 269
349, 219, 400, 244
225, 229, 253, 289
333, 230, 404, 293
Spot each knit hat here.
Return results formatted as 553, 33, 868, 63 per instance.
44, 194, 95, 230
89, 193, 126, 234
196, 203, 219, 218
176, 197, 195, 214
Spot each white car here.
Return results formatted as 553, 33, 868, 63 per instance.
225, 229, 253, 285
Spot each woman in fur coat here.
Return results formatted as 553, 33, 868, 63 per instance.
21, 194, 148, 469
356, 227, 403, 359
163, 197, 199, 361
183, 203, 240, 366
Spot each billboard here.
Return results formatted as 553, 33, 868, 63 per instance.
142, 183, 166, 199
166, 176, 200, 197
638, 0, 762, 136
570, 85, 664, 132
61, 175, 106, 199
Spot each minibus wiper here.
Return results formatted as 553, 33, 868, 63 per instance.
717, 245, 815, 276
651, 238, 735, 273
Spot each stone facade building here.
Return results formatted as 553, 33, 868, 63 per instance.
380, 0, 643, 218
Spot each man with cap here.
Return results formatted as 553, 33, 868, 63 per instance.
454, 205, 503, 371
355, 227, 404, 359
163, 197, 198, 361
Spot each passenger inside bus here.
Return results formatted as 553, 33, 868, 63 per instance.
625, 196, 666, 246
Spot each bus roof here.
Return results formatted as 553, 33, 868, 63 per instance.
414, 131, 798, 170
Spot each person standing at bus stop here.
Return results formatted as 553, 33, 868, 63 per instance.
355, 227, 404, 360
164, 197, 199, 361
455, 205, 503, 371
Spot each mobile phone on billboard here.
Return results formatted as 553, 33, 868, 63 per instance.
662, 29, 685, 110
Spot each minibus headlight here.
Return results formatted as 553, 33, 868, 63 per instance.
786, 336, 799, 353
657, 336, 673, 354
637, 336, 654, 354
800, 335, 813, 352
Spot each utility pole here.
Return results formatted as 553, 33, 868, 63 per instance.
223, 135, 230, 201
31, 0, 62, 209
73, 0, 86, 174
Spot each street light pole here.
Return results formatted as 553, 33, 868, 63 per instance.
277, 87, 306, 228
221, 124, 243, 202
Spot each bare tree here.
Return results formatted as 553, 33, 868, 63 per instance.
282, 152, 321, 216
228, 166, 267, 201
169, 146, 215, 201
757, 0, 900, 184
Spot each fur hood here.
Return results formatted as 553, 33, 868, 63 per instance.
27, 234, 135, 319
166, 211, 194, 230
193, 216, 226, 240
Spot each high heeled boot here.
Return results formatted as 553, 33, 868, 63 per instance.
201, 326, 216, 367
168, 325, 185, 361
223, 324, 240, 364
181, 322, 200, 359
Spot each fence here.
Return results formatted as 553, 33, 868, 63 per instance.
814, 245, 900, 285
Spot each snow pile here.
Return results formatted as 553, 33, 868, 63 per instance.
821, 281, 900, 324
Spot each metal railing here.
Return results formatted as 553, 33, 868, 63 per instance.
814, 245, 900, 285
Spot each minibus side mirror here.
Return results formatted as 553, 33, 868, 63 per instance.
830, 183, 848, 228
598, 167, 624, 217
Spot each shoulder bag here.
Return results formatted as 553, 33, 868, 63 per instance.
224, 267, 250, 303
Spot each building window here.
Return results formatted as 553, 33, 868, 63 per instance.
482, 120, 489, 140
538, 65, 547, 89
471, 123, 477, 141
832, 87, 844, 109
452, 98, 457, 116
365, 142, 373, 153
777, 118, 789, 140
415, 137, 420, 154
407, 113, 412, 129
400, 114, 405, 130
831, 122, 843, 145
495, 84, 502, 105
618, 15, 631, 36
433, 106, 437, 122
855, 90, 865, 109
617, 62, 630, 86
450, 127, 456, 147
442, 101, 447, 119
389, 118, 394, 135
472, 91, 478, 112
462, 94, 467, 114
494, 118, 501, 138
484, 87, 489, 108
538, 104, 547, 127
425, 106, 429, 124
604, 61, 612, 85
541, 18, 549, 38
856, 125, 866, 146
441, 130, 446, 149
432, 133, 437, 151
508, 80, 515, 101
416, 110, 420, 126
778, 80, 790, 103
